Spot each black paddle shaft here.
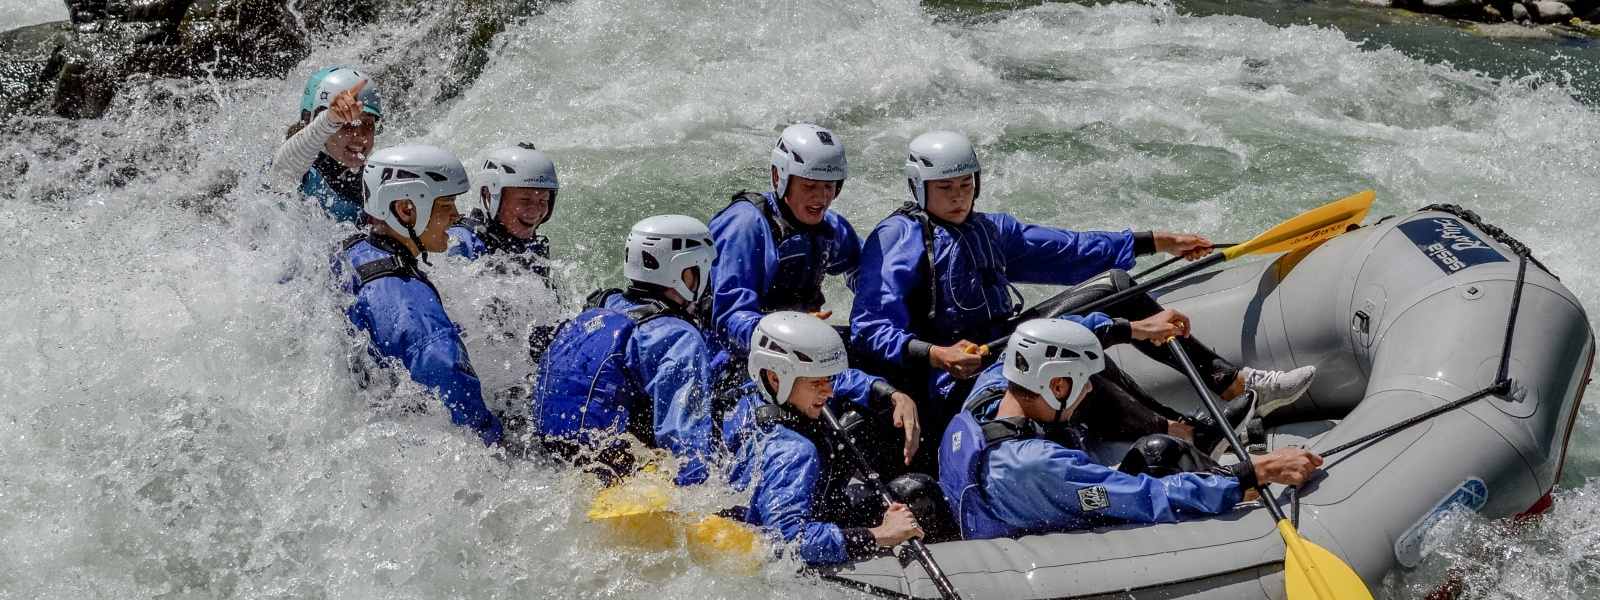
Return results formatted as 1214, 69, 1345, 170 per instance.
984, 252, 1227, 350
819, 406, 963, 600
1168, 342, 1290, 523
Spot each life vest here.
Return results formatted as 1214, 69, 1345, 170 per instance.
531, 289, 674, 446
303, 154, 364, 223
890, 203, 1022, 345
938, 387, 1087, 540
452, 213, 552, 276
340, 234, 440, 298
718, 191, 831, 313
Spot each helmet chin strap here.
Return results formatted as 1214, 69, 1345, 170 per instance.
404, 224, 431, 266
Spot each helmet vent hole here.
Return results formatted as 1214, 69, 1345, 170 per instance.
1044, 346, 1057, 358
425, 171, 449, 182
920, 158, 934, 167
395, 169, 419, 180
1086, 351, 1099, 361
1060, 348, 1081, 359
484, 161, 496, 170
501, 165, 516, 174
794, 351, 813, 363
517, 142, 537, 150
684, 239, 701, 248
1014, 353, 1030, 372
816, 131, 833, 145
671, 238, 683, 251
791, 151, 804, 164
640, 251, 659, 270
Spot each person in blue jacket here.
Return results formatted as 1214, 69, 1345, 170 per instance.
447, 143, 559, 276
938, 318, 1322, 540
531, 215, 720, 486
850, 130, 1316, 463
272, 66, 382, 223
708, 123, 861, 366
338, 144, 504, 446
723, 312, 931, 565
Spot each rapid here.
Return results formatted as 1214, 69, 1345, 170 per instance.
2, 0, 1598, 598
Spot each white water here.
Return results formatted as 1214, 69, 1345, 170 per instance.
2, 0, 1598, 597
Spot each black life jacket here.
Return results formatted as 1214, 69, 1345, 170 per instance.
341, 233, 441, 299
453, 213, 552, 277
722, 191, 831, 313
889, 202, 1024, 344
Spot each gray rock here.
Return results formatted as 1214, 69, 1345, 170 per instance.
1513, 2, 1531, 19
1421, 0, 1479, 11
1528, 0, 1575, 20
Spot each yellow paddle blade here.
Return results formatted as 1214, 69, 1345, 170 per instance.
685, 515, 767, 575
588, 478, 679, 550
1224, 190, 1376, 261
1278, 520, 1374, 600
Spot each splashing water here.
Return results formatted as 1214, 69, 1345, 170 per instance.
2, 0, 1598, 597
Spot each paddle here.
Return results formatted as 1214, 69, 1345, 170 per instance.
981, 190, 1376, 351
1168, 341, 1373, 600
586, 468, 767, 574
820, 406, 964, 600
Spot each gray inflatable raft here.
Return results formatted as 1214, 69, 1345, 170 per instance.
828, 207, 1595, 599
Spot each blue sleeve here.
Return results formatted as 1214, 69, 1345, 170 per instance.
988, 439, 1242, 529
992, 213, 1138, 286
1061, 312, 1113, 332
446, 226, 485, 260
747, 435, 852, 565
830, 368, 883, 409
848, 217, 925, 368
827, 213, 864, 291
352, 280, 503, 445
629, 318, 717, 486
709, 205, 771, 355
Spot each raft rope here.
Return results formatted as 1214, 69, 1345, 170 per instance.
1419, 203, 1552, 278
1321, 252, 1529, 459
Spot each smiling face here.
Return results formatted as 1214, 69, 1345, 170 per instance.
767, 371, 834, 419
925, 173, 976, 223
773, 168, 840, 226
494, 187, 551, 239
323, 114, 377, 170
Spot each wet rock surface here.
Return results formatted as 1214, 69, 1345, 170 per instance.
2, 0, 546, 120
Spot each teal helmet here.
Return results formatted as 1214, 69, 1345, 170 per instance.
299, 65, 381, 120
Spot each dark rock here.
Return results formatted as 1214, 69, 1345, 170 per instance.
0, 22, 71, 118
172, 0, 308, 78
1512, 1, 1531, 19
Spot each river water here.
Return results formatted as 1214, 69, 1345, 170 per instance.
2, 0, 1597, 598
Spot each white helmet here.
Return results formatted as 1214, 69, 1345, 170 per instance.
771, 123, 847, 200
300, 65, 382, 119
904, 130, 980, 208
624, 215, 717, 304
362, 144, 470, 236
479, 143, 560, 223
747, 312, 849, 405
1003, 319, 1105, 413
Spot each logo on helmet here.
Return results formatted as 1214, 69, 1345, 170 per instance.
940, 162, 978, 175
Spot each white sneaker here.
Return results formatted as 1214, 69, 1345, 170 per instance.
1240, 365, 1317, 418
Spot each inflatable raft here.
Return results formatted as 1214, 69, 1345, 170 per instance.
827, 206, 1595, 599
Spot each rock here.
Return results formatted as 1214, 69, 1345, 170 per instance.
173, 0, 308, 78
1421, 0, 1480, 12
1527, 0, 1575, 20
0, 21, 71, 118
1512, 2, 1531, 19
